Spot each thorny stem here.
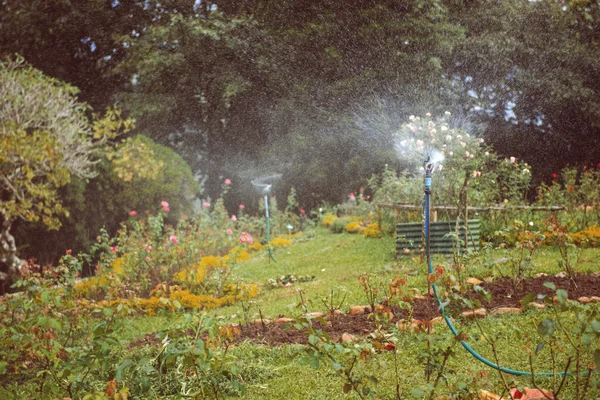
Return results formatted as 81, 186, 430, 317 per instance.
580, 366, 593, 400
427, 343, 454, 400
528, 353, 557, 400
392, 348, 401, 399
555, 357, 572, 399
472, 314, 515, 400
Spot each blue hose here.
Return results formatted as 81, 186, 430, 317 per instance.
423, 164, 572, 377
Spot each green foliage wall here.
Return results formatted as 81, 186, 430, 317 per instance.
14, 135, 199, 267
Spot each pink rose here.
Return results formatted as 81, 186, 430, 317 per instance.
239, 204, 245, 210
203, 201, 210, 208
300, 209, 305, 215
169, 235, 178, 244
129, 210, 137, 217
145, 256, 151, 262
224, 178, 231, 185
161, 201, 170, 212
285, 282, 292, 287
145, 245, 152, 252
404, 248, 410, 254
239, 232, 253, 245
231, 215, 237, 222
510, 156, 516, 163
227, 229, 233, 235
111, 246, 117, 253
66, 249, 72, 255
349, 193, 356, 201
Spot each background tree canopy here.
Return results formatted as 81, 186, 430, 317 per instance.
1, 0, 599, 261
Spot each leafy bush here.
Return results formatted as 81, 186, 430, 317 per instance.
330, 217, 355, 233
322, 213, 338, 228
363, 223, 382, 238
345, 221, 363, 234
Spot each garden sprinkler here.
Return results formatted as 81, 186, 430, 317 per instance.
251, 176, 280, 263
422, 156, 580, 377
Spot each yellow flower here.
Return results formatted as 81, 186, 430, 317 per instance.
269, 237, 292, 247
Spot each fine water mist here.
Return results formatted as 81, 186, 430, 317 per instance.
251, 173, 282, 194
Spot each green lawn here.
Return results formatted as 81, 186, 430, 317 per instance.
119, 227, 600, 399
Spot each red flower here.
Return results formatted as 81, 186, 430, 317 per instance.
129, 210, 137, 217
384, 343, 396, 351
551, 173, 559, 180
597, 162, 600, 168
567, 185, 575, 192
300, 209, 305, 215
110, 246, 117, 253
65, 249, 72, 255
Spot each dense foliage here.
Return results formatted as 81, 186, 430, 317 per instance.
2, 0, 598, 210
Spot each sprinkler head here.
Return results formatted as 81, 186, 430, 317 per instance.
424, 157, 435, 178
424, 157, 433, 195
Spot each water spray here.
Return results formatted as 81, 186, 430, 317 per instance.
422, 156, 582, 377
252, 175, 281, 263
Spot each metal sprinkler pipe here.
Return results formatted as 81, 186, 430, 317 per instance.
422, 157, 578, 377
264, 193, 277, 263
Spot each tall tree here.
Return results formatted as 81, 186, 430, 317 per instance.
448, 0, 600, 181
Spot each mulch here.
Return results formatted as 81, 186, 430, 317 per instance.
129, 273, 600, 348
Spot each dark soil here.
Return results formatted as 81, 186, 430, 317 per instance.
130, 274, 600, 348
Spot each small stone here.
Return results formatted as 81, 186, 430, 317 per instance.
478, 390, 503, 400
490, 307, 521, 315
466, 277, 483, 285
349, 305, 371, 315
535, 273, 548, 278
413, 294, 428, 301
461, 308, 487, 319
527, 302, 545, 310
326, 309, 344, 318
306, 312, 325, 318
253, 318, 270, 326
578, 296, 600, 304
510, 387, 554, 399
341, 333, 355, 343
273, 317, 294, 324
555, 271, 567, 278
578, 296, 591, 304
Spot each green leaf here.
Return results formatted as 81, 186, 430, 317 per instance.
308, 334, 318, 346
41, 290, 51, 304
535, 342, 545, 354
521, 293, 536, 309
115, 359, 133, 382
0, 361, 7, 374
102, 307, 114, 318
591, 319, 600, 333
332, 362, 342, 371
537, 319, 555, 338
310, 356, 320, 370
555, 289, 568, 305
582, 334, 591, 347
411, 387, 425, 398
543, 282, 556, 290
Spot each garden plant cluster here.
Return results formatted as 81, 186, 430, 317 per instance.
1, 113, 600, 399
